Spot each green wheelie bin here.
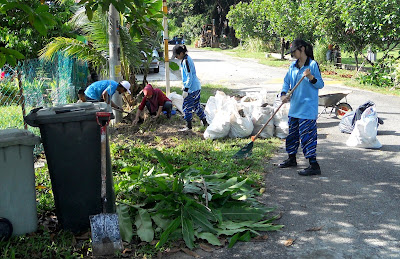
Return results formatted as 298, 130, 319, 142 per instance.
0, 129, 40, 236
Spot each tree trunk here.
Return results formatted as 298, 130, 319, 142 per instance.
281, 37, 285, 60
354, 52, 359, 71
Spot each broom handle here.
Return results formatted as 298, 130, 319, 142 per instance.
252, 75, 306, 141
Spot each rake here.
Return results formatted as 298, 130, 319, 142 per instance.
233, 75, 306, 159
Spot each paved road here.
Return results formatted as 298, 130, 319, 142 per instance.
150, 48, 400, 258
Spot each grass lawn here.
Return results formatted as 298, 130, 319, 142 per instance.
1, 82, 283, 258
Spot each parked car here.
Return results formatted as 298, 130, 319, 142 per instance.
140, 49, 160, 73
168, 36, 184, 45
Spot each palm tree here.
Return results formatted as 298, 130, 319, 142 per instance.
39, 5, 162, 95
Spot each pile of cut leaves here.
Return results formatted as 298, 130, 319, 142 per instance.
115, 150, 283, 252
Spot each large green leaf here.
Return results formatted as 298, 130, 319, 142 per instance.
169, 61, 180, 71
228, 232, 240, 248
32, 17, 47, 36
153, 149, 174, 174
0, 55, 6, 68
156, 217, 181, 248
5, 55, 16, 67
218, 206, 265, 221
238, 231, 251, 242
216, 227, 249, 236
0, 48, 24, 59
134, 208, 154, 242
195, 232, 221, 246
217, 177, 238, 191
181, 217, 195, 249
202, 173, 228, 179
183, 183, 202, 194
116, 204, 133, 242
151, 213, 170, 230
219, 178, 248, 195
187, 206, 217, 234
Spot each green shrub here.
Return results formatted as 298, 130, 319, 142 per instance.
313, 39, 329, 65
181, 14, 206, 43
0, 79, 19, 100
242, 37, 268, 53
394, 61, 400, 88
358, 57, 397, 88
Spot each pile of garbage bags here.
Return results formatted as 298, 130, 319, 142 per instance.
169, 90, 289, 140
339, 101, 382, 149
202, 91, 289, 140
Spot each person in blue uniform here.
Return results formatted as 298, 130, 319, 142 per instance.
278, 39, 324, 176
172, 45, 208, 130
84, 80, 131, 110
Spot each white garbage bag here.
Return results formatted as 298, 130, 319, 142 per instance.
167, 92, 184, 114
204, 110, 231, 139
346, 106, 382, 149
251, 105, 275, 138
272, 95, 290, 139
204, 91, 230, 124
229, 108, 253, 138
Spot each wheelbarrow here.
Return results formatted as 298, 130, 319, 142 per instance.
318, 90, 352, 119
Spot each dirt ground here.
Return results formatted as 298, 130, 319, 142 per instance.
109, 111, 206, 146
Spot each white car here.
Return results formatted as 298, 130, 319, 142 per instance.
141, 49, 160, 73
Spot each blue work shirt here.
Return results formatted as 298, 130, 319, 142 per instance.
180, 54, 201, 93
84, 80, 118, 101
282, 57, 324, 120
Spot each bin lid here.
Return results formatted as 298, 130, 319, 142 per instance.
24, 102, 114, 127
0, 129, 41, 148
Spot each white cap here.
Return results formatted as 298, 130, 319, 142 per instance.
120, 80, 131, 94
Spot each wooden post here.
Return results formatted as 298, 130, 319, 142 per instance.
17, 70, 27, 130
163, 0, 170, 96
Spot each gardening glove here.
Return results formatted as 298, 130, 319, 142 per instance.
182, 91, 188, 99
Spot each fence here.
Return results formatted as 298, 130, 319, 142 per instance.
0, 52, 88, 133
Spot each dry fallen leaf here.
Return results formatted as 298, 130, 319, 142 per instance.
181, 248, 200, 258
122, 248, 132, 254
218, 237, 227, 246
306, 226, 323, 232
284, 238, 295, 247
165, 247, 181, 253
199, 243, 214, 252
254, 234, 269, 241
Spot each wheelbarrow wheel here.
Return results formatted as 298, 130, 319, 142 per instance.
335, 103, 352, 119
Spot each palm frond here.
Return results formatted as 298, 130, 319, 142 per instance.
119, 26, 143, 68
39, 37, 106, 68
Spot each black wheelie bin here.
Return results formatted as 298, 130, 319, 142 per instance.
24, 102, 116, 233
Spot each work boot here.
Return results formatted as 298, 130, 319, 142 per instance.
278, 154, 297, 168
201, 118, 208, 127
179, 120, 192, 131
298, 162, 321, 176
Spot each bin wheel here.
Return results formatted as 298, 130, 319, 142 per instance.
335, 103, 352, 119
0, 217, 13, 241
